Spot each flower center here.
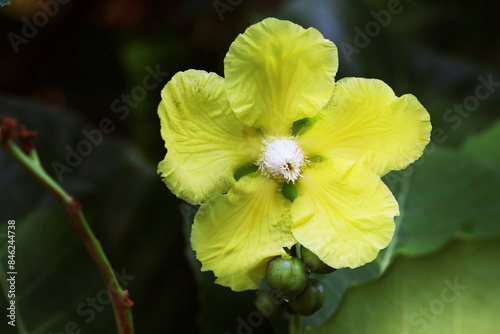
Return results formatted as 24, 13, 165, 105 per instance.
258, 136, 306, 183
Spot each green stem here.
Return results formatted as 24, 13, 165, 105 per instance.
289, 314, 303, 334
296, 243, 302, 259
2, 140, 134, 334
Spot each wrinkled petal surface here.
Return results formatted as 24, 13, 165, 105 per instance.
291, 159, 399, 269
299, 77, 431, 176
192, 174, 296, 291
158, 70, 261, 204
224, 17, 338, 134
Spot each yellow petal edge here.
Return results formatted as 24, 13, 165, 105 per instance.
192, 174, 296, 291
300, 77, 432, 176
158, 70, 261, 205
292, 159, 399, 269
224, 17, 338, 134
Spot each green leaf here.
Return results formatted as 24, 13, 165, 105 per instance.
459, 119, 500, 238
385, 146, 500, 257
0, 96, 198, 333
0, 208, 115, 334
462, 118, 500, 170
306, 237, 500, 334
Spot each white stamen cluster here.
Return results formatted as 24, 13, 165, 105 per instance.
258, 136, 306, 183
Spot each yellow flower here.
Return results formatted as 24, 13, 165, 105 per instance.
158, 18, 431, 291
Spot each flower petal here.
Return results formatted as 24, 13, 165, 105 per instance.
224, 17, 338, 134
291, 159, 398, 269
299, 77, 431, 176
158, 70, 261, 205
192, 174, 296, 291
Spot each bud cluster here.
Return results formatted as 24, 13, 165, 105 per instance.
256, 245, 337, 318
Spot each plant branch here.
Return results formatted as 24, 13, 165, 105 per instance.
1, 138, 134, 334
289, 314, 303, 334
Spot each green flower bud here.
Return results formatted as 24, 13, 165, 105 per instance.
266, 257, 309, 300
288, 279, 325, 316
255, 289, 285, 318
301, 246, 336, 274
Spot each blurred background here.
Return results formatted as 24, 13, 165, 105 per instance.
0, 0, 498, 333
